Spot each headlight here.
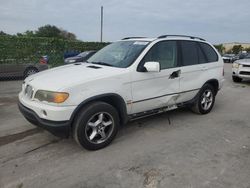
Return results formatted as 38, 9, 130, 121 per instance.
34, 90, 69, 103
232, 63, 239, 68
69, 59, 76, 63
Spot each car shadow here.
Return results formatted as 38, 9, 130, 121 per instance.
242, 80, 250, 86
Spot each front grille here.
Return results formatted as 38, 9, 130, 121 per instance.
24, 85, 34, 99
243, 64, 250, 68
239, 71, 250, 76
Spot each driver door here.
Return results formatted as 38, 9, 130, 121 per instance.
131, 40, 180, 114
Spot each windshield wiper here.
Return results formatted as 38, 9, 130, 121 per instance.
91, 61, 114, 67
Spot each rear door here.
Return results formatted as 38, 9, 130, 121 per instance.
176, 40, 204, 103
176, 40, 219, 103
131, 40, 181, 114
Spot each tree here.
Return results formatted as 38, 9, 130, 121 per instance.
60, 29, 76, 41
15, 30, 35, 37
24, 30, 35, 37
244, 47, 250, 52
0, 31, 10, 36
214, 44, 225, 54
35, 25, 77, 40
231, 45, 243, 54
1, 25, 78, 40
16, 32, 23, 37
36, 25, 62, 38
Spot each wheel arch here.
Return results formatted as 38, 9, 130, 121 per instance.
70, 93, 129, 127
204, 79, 219, 95
187, 79, 220, 106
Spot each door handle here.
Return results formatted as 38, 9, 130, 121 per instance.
169, 70, 181, 79
201, 67, 208, 71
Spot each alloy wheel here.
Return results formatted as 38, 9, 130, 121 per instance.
85, 112, 114, 144
201, 89, 213, 110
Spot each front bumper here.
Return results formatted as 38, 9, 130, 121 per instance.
18, 101, 70, 138
232, 66, 250, 79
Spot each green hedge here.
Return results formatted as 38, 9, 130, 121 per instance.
0, 36, 108, 66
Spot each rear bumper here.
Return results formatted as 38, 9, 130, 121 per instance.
18, 101, 70, 138
223, 59, 231, 63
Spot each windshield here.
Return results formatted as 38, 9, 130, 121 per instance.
245, 54, 250, 59
78, 52, 89, 57
88, 41, 149, 68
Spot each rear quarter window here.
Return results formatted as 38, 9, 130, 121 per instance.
199, 43, 218, 63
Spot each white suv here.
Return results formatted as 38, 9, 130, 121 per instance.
18, 35, 224, 150
232, 54, 250, 82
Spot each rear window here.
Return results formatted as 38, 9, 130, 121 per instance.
199, 43, 218, 63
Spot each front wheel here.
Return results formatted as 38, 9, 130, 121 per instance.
191, 84, 216, 114
73, 102, 119, 150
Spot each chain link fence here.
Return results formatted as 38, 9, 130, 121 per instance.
0, 36, 108, 80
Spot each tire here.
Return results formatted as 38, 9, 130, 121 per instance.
73, 102, 119, 150
24, 67, 38, 78
232, 76, 242, 83
191, 84, 216, 114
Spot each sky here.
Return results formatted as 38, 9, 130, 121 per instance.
0, 0, 250, 44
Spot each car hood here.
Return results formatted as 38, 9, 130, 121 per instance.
236, 59, 250, 65
25, 63, 126, 91
65, 56, 82, 61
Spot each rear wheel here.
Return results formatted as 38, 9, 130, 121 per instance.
232, 76, 242, 83
191, 84, 215, 114
24, 67, 38, 78
73, 102, 119, 150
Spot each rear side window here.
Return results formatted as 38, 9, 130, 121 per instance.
197, 44, 207, 64
180, 41, 199, 66
199, 43, 218, 63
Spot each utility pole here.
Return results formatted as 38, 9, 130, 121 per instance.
100, 6, 103, 42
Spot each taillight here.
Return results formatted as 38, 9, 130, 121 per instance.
39, 58, 47, 64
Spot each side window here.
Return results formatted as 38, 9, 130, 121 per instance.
142, 41, 177, 70
180, 41, 199, 66
197, 43, 208, 64
199, 43, 218, 63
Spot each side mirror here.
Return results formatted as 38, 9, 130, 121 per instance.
144, 61, 160, 72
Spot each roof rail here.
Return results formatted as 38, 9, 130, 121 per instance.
157, 35, 205, 41
122, 37, 146, 40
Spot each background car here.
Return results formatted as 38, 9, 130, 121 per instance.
64, 51, 80, 59
232, 54, 250, 82
0, 56, 49, 79
64, 51, 96, 64
232, 55, 239, 62
239, 53, 249, 59
222, 54, 236, 63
